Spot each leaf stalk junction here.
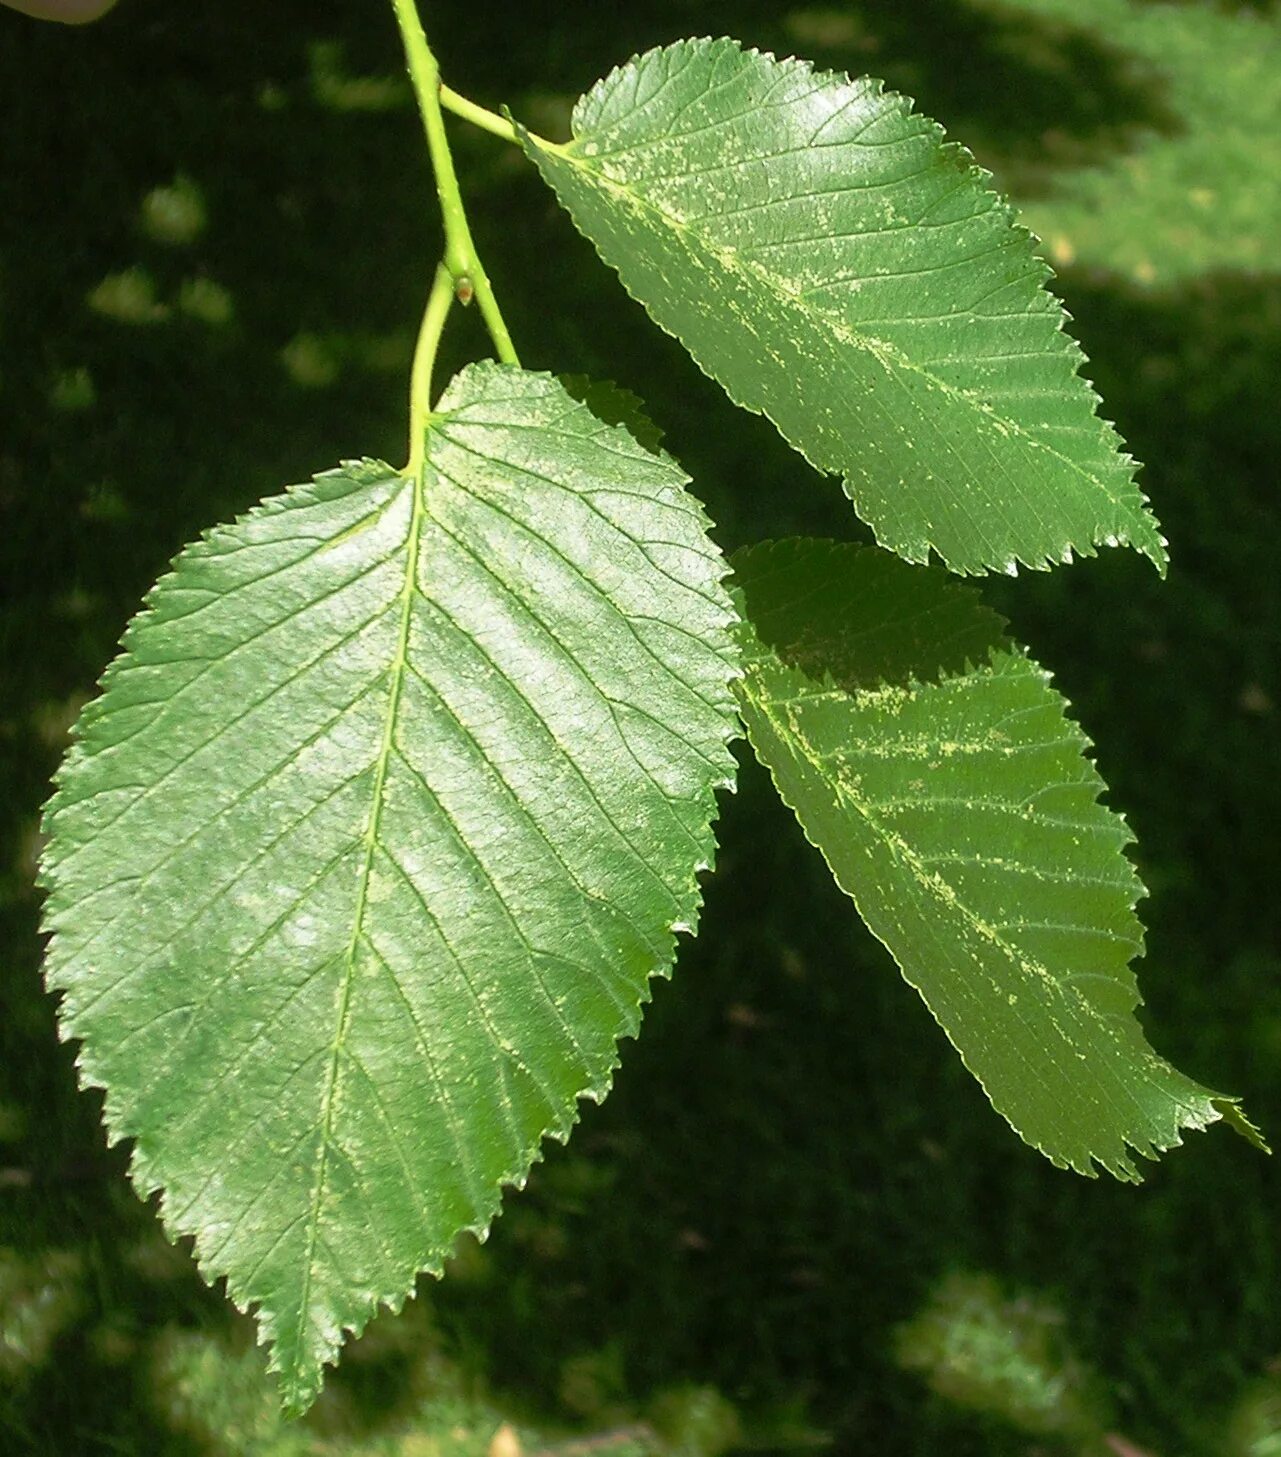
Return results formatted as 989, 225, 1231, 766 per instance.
390, 0, 520, 466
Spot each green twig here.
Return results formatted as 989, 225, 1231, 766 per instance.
389, 0, 519, 437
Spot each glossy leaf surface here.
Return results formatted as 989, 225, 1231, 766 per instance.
733, 539, 1254, 1176
525, 38, 1166, 576
40, 364, 740, 1411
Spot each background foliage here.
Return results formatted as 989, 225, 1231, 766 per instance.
1, 0, 1279, 1453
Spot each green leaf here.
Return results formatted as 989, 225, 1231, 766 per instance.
523, 38, 1166, 577
735, 536, 1009, 691
39, 363, 740, 1412
733, 539, 1258, 1177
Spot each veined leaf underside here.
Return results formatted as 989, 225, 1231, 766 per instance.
732, 539, 1254, 1176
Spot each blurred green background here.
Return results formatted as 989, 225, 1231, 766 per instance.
2, 0, 1279, 1453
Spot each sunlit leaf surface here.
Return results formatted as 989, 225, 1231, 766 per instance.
40, 364, 740, 1411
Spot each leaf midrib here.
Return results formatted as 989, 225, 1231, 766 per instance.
292, 465, 424, 1366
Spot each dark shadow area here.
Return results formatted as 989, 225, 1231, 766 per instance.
1, 1, 1278, 1454
732, 541, 1009, 690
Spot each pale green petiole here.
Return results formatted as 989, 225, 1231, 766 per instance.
439, 82, 520, 144
407, 262, 455, 472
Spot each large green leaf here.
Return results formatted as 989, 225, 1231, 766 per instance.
39, 363, 740, 1411
733, 539, 1256, 1176
524, 38, 1165, 577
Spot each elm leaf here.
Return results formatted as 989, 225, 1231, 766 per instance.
525, 38, 1165, 576
39, 363, 740, 1412
733, 539, 1259, 1176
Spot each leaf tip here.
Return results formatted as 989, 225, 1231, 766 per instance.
1215, 1098, 1269, 1153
